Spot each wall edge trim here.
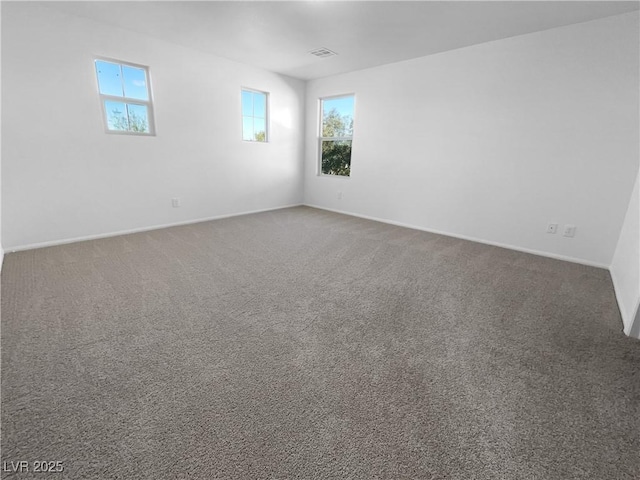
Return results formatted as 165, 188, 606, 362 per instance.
609, 268, 637, 336
7, 204, 304, 253
304, 203, 610, 269
628, 298, 640, 339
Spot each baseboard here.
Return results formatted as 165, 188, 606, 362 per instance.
8, 203, 304, 253
0, 245, 4, 273
609, 269, 640, 338
304, 204, 609, 269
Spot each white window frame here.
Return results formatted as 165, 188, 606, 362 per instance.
241, 87, 269, 143
318, 93, 355, 177
94, 56, 156, 136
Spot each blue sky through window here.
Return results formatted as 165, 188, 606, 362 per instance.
96, 61, 123, 97
242, 117, 254, 141
96, 59, 152, 134
96, 60, 148, 101
253, 95, 266, 118
242, 89, 267, 142
242, 90, 253, 117
322, 95, 354, 138
122, 66, 148, 101
323, 96, 354, 119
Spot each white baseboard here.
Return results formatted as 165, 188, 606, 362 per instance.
8, 203, 304, 253
304, 203, 609, 269
7, 202, 635, 336
305, 205, 640, 337
610, 268, 640, 338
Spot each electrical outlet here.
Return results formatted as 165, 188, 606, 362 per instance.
563, 225, 576, 238
337, 191, 342, 200
547, 223, 558, 234
171, 198, 181, 208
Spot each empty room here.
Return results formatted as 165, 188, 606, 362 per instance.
1, 1, 639, 478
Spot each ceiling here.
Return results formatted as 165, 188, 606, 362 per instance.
44, 1, 639, 80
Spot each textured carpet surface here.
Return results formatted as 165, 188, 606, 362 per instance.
2, 206, 639, 479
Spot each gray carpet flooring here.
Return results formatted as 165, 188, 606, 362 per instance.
2, 206, 639, 479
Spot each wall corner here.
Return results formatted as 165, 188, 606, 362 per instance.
630, 302, 640, 339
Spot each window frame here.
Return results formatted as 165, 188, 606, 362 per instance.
94, 56, 156, 136
318, 93, 355, 177
241, 87, 270, 143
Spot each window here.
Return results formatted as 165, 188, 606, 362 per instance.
319, 95, 354, 176
94, 58, 154, 135
242, 89, 268, 142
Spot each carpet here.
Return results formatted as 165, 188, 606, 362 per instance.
2, 206, 639, 479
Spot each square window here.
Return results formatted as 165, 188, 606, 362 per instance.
320, 95, 355, 176
242, 89, 268, 142
95, 59, 155, 135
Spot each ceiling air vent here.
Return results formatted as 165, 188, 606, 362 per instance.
309, 47, 337, 58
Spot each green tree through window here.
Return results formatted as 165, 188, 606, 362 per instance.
320, 95, 354, 176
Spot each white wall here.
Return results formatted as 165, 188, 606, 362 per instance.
304, 12, 639, 268
0, 0, 4, 270
611, 170, 640, 337
1, 3, 305, 250
3, 5, 639, 276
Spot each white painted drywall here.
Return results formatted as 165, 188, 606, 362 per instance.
304, 12, 639, 268
0, 0, 3, 270
1, 3, 305, 250
611, 170, 640, 337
